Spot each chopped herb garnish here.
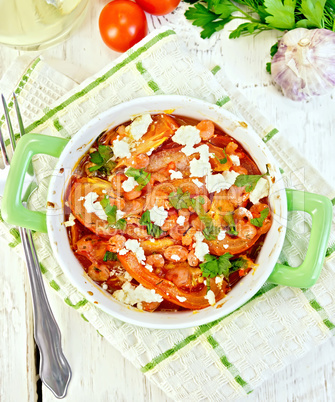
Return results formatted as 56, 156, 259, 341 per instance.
200, 253, 249, 280
234, 164, 270, 192
168, 189, 221, 240
223, 213, 238, 236
125, 167, 151, 190
139, 210, 164, 238
250, 207, 269, 227
103, 251, 118, 262
89, 145, 116, 174
215, 148, 227, 164
100, 196, 127, 230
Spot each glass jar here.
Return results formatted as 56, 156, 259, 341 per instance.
0, 0, 90, 50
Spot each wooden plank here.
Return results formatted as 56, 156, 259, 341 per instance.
0, 239, 37, 402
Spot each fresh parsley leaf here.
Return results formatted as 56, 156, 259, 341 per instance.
270, 42, 279, 57
266, 62, 272, 74
297, 0, 326, 28
264, 0, 296, 29
229, 22, 270, 39
200, 253, 249, 280
200, 253, 234, 279
100, 196, 127, 230
139, 210, 164, 238
115, 218, 127, 231
89, 145, 116, 174
125, 167, 151, 190
229, 257, 248, 273
185, 3, 220, 28
199, 215, 221, 240
169, 188, 192, 210
223, 213, 238, 236
212, 0, 239, 18
234, 165, 270, 192
250, 207, 269, 227
103, 251, 118, 262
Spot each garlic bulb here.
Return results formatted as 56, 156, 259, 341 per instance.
271, 28, 335, 101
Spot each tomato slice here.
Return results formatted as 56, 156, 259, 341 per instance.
69, 177, 124, 237
118, 251, 227, 309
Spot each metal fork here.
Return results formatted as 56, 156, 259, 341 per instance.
0, 94, 71, 399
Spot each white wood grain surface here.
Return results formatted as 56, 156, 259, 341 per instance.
0, 1, 334, 401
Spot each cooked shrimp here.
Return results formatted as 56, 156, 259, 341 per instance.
190, 215, 205, 231
164, 245, 188, 262
111, 173, 127, 193
124, 189, 142, 201
196, 120, 215, 140
124, 153, 150, 169
187, 250, 199, 267
227, 185, 249, 208
126, 225, 149, 239
236, 222, 257, 240
123, 198, 145, 215
168, 225, 184, 241
161, 211, 178, 231
182, 227, 197, 246
231, 166, 248, 175
88, 264, 110, 282
147, 148, 189, 173
108, 235, 126, 252
146, 254, 165, 269
234, 207, 253, 221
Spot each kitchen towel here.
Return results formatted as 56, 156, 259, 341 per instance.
0, 28, 335, 401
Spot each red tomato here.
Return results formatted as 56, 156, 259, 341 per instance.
134, 0, 181, 16
99, 0, 148, 53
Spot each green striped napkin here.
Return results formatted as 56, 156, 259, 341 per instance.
1, 28, 335, 401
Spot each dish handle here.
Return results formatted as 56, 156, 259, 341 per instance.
268, 189, 333, 288
2, 134, 69, 233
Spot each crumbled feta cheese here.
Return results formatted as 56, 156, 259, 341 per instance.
206, 171, 239, 193
172, 125, 201, 150
205, 290, 216, 306
194, 231, 209, 262
215, 276, 224, 285
64, 213, 76, 227
113, 139, 131, 158
113, 282, 163, 306
176, 296, 186, 302
123, 239, 146, 264
102, 189, 107, 194
146, 148, 155, 156
80, 192, 108, 221
125, 114, 153, 140
192, 178, 203, 187
190, 158, 211, 177
223, 244, 229, 249
119, 248, 128, 255
217, 230, 226, 241
102, 283, 108, 290
249, 177, 270, 204
171, 255, 181, 261
145, 264, 153, 272
230, 154, 240, 166
122, 176, 137, 192
116, 210, 126, 221
176, 215, 186, 226
124, 271, 132, 281
149, 238, 155, 243
149, 205, 168, 227
169, 170, 183, 180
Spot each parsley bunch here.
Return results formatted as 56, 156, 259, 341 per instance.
184, 0, 335, 40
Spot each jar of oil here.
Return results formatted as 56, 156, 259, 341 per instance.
0, 0, 89, 50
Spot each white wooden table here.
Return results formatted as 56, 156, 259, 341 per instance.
0, 2, 334, 401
